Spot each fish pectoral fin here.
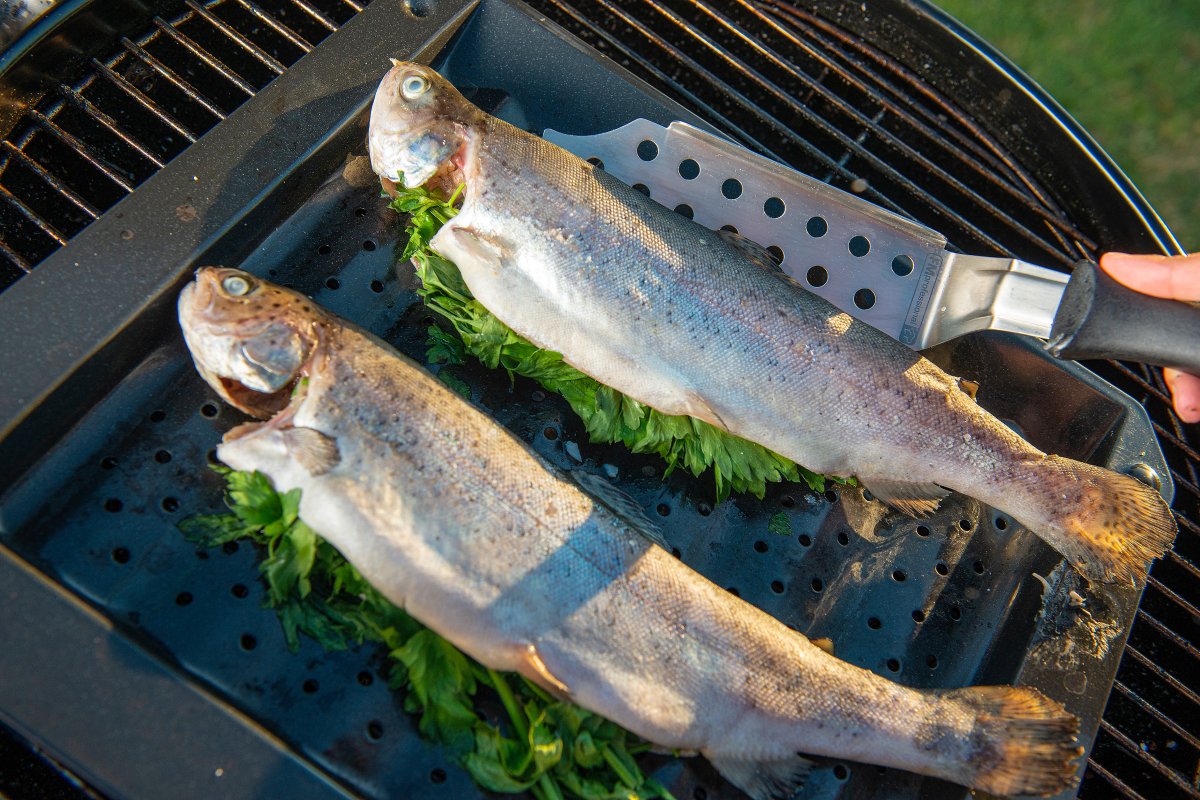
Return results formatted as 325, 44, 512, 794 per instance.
283, 427, 341, 476
706, 752, 814, 800
684, 390, 731, 432
809, 637, 836, 656
435, 224, 511, 268
862, 478, 950, 518
717, 229, 782, 273
517, 644, 571, 702
570, 470, 670, 550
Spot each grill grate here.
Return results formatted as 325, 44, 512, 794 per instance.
0, 0, 1197, 795
514, 1, 1200, 796
0, 0, 366, 289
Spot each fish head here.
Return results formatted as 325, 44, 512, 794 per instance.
368, 60, 476, 189
178, 267, 321, 419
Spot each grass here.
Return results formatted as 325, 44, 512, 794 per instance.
933, 0, 1199, 252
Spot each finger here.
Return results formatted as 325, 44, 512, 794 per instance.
1164, 368, 1200, 423
1100, 252, 1200, 302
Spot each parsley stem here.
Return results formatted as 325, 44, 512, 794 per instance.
536, 772, 564, 800
487, 667, 529, 742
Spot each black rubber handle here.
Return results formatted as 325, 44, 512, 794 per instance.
1046, 260, 1200, 374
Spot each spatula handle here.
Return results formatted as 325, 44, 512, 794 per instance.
1046, 260, 1200, 375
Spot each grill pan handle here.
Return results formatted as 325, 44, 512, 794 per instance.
1046, 260, 1200, 375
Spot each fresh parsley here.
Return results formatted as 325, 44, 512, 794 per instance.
388, 183, 834, 501
180, 468, 674, 800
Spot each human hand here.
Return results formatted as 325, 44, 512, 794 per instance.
1100, 252, 1200, 423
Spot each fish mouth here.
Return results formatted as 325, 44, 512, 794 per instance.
376, 131, 474, 200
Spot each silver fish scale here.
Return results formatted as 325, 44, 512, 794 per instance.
544, 120, 948, 346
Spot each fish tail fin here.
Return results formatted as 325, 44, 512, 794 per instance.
1022, 455, 1176, 584
944, 686, 1082, 796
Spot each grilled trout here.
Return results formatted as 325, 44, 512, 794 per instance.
367, 62, 1176, 584
179, 266, 1081, 799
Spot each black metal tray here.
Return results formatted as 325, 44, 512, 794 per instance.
0, 0, 1174, 797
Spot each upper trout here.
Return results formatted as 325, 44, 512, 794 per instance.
367, 62, 1176, 585
179, 266, 1081, 798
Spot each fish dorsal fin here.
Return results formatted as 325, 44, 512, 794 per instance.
570, 470, 671, 550
707, 753, 814, 800
717, 229, 782, 273
284, 427, 341, 476
862, 478, 950, 518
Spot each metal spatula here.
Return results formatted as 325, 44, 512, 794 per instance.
545, 120, 1200, 374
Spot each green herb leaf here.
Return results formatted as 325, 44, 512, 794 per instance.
767, 512, 792, 537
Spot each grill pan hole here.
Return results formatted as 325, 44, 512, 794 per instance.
101, 456, 118, 469
678, 158, 699, 179
355, 207, 367, 217
973, 560, 985, 574
542, 426, 558, 440
848, 235, 871, 257
770, 580, 784, 594
587, 156, 604, 169
958, 518, 972, 531
362, 240, 376, 252
916, 525, 930, 537
154, 449, 171, 463
239, 633, 256, 651
837, 531, 849, 546
697, 502, 712, 516
303, 679, 319, 694
994, 516, 1008, 530
886, 658, 900, 672
632, 183, 650, 196
867, 617, 881, 629
222, 541, 239, 555
366, 720, 384, 740
693, 789, 708, 800
405, 0, 432, 17
671, 548, 681, 558
798, 534, 812, 547
781, 495, 795, 508
111, 547, 130, 564
231, 583, 248, 599
721, 178, 742, 199
674, 203, 693, 219
150, 409, 166, 422
766, 245, 784, 265
325, 277, 340, 290
175, 592, 193, 607
720, 224, 737, 233
656, 503, 670, 517
104, 498, 123, 512
636, 140, 658, 161
935, 562, 949, 576
317, 244, 331, 255
430, 769, 447, 784
806, 266, 828, 287
949, 607, 962, 621
726, 587, 740, 597
753, 540, 768, 553
161, 497, 179, 512
853, 288, 876, 309
370, 280, 384, 293
824, 488, 838, 503
912, 609, 925, 623
764, 196, 785, 218
357, 671, 374, 687
806, 217, 827, 237
892, 254, 915, 276
200, 403, 219, 418
927, 655, 939, 668
834, 765, 849, 781
892, 569, 906, 582
811, 578, 823, 592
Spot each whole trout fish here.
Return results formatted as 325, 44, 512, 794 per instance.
368, 62, 1175, 584
179, 266, 1081, 799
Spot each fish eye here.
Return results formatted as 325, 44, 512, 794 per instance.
222, 274, 252, 296
401, 74, 430, 100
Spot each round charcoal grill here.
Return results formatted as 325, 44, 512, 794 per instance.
0, 0, 1196, 799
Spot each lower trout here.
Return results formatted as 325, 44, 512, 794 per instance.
179, 267, 1081, 799
367, 62, 1175, 584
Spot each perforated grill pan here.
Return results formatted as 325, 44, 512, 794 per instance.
0, 1, 1173, 798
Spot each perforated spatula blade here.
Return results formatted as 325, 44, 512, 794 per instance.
545, 120, 1200, 374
